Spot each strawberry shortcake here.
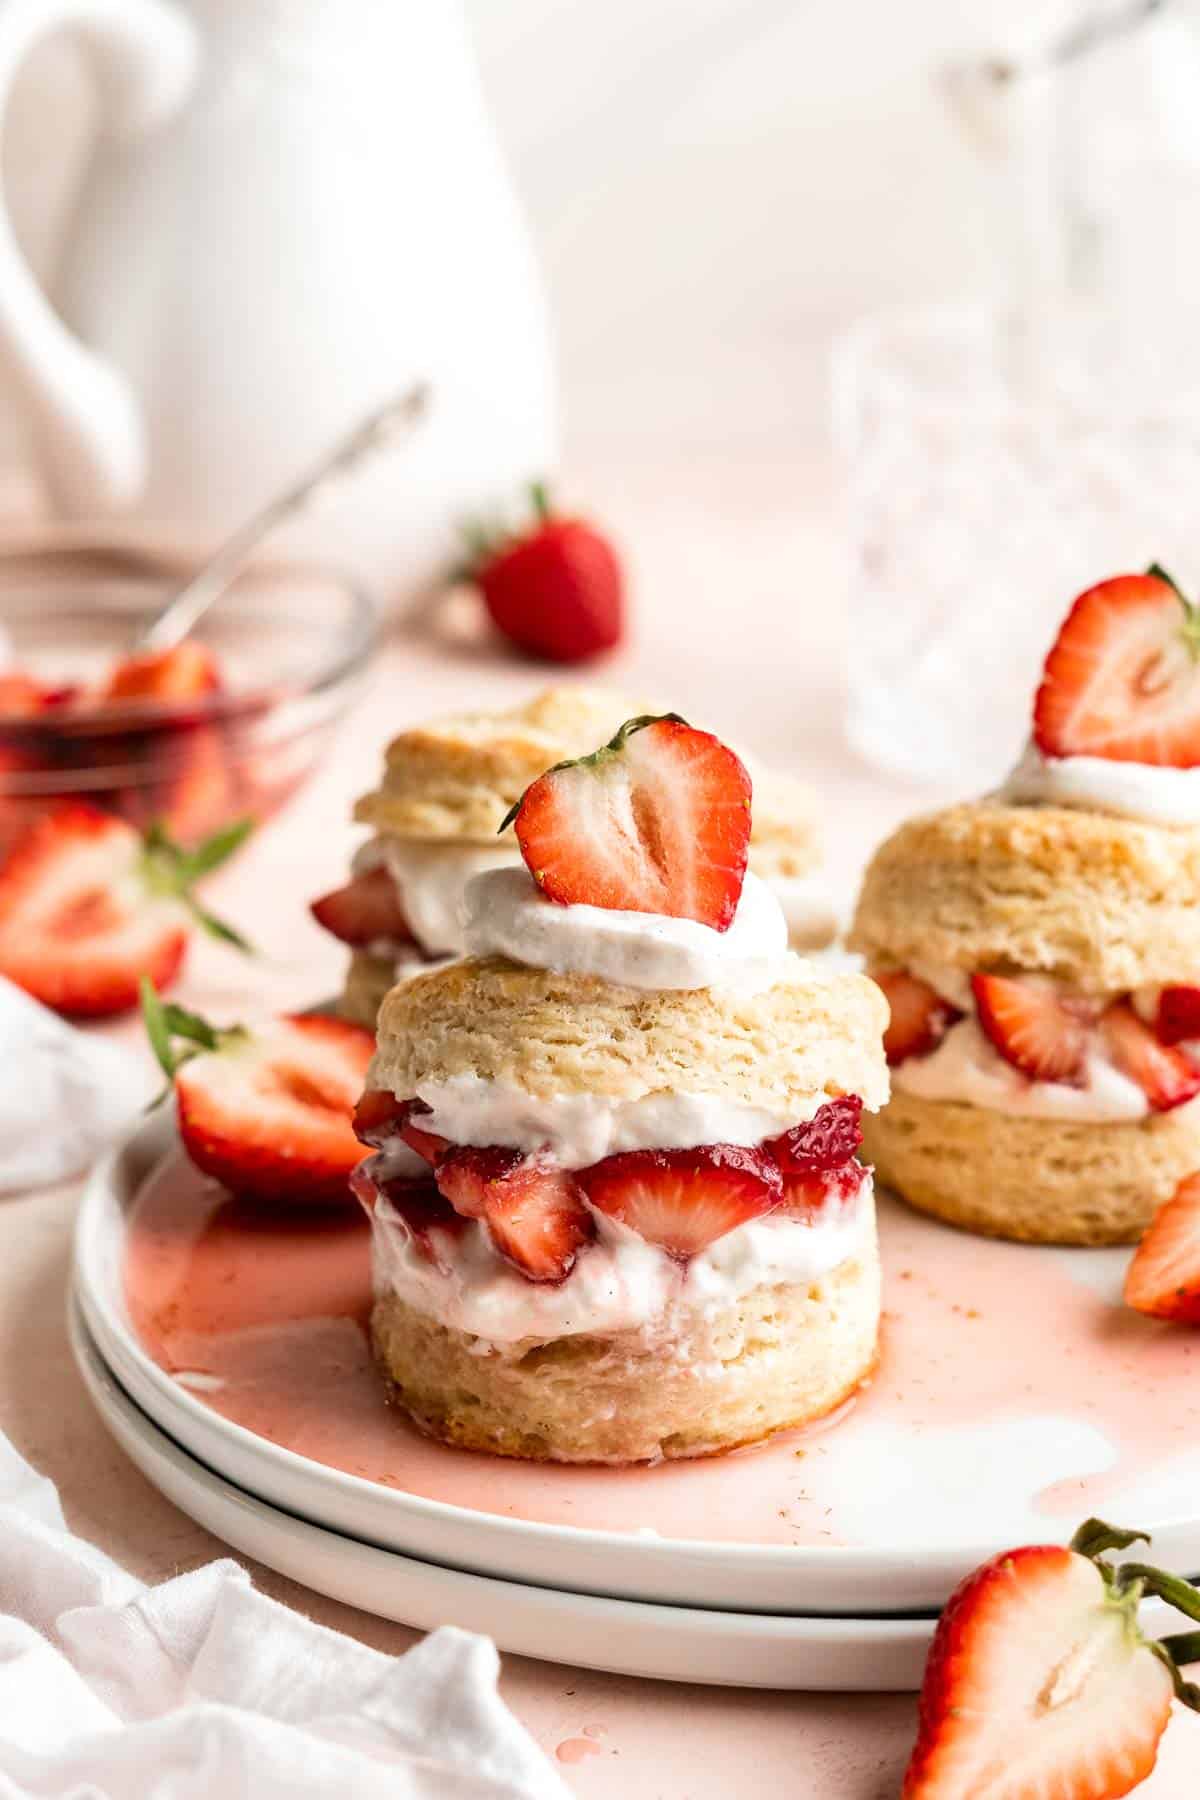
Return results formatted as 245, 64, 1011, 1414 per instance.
852, 567, 1200, 1245
313, 688, 837, 1028
351, 714, 887, 1463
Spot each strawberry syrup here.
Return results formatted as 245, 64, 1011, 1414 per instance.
124, 1153, 1200, 1547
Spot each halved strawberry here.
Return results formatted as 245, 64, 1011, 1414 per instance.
779, 1160, 867, 1221
872, 970, 962, 1067
578, 1144, 781, 1257
1155, 984, 1200, 1047
100, 640, 222, 705
1034, 566, 1200, 766
1101, 1002, 1200, 1113
903, 1522, 1190, 1799
143, 985, 374, 1206
504, 714, 752, 930
311, 866, 412, 947
0, 804, 250, 1017
352, 1088, 408, 1149
435, 1144, 592, 1280
1125, 1172, 1200, 1324
973, 973, 1089, 1086
765, 1095, 863, 1173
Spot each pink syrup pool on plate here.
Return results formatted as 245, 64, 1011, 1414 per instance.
123, 1152, 1200, 1546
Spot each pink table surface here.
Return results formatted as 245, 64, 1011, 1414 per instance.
4, 459, 1198, 1795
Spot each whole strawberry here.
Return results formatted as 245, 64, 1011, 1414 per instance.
467, 483, 623, 664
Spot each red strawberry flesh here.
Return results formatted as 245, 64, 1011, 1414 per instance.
1125, 1170, 1200, 1323
311, 866, 412, 948
1155, 984, 1200, 1047
1101, 1002, 1200, 1113
765, 1095, 863, 1173
874, 970, 962, 1067
1034, 569, 1200, 766
973, 973, 1089, 1086
476, 503, 623, 665
780, 1160, 868, 1221
578, 1143, 781, 1258
512, 715, 751, 930
435, 1144, 592, 1280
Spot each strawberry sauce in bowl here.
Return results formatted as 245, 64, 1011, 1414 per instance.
0, 566, 374, 857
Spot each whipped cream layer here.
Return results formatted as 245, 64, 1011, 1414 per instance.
894, 964, 1149, 1122
415, 1073, 815, 1168
463, 867, 791, 993
371, 1175, 874, 1344
354, 836, 519, 958
997, 741, 1200, 827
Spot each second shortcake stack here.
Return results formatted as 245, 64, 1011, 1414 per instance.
353, 714, 887, 1463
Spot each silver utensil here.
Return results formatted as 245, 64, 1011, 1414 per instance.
132, 382, 430, 654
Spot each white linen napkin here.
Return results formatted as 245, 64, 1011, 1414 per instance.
0, 1431, 570, 1798
0, 977, 148, 1193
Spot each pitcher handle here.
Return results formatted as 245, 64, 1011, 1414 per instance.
0, 0, 196, 510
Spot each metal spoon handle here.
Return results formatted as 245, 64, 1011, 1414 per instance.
134, 382, 430, 654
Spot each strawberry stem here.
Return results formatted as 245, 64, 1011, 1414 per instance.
530, 480, 551, 523
140, 818, 255, 953
140, 976, 247, 1104
1067, 1518, 1200, 1712
497, 712, 689, 833
1146, 562, 1200, 661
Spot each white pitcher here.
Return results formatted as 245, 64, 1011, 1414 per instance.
0, 0, 557, 598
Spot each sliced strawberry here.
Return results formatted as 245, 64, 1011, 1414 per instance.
765, 1095, 863, 1173
1101, 1002, 1200, 1113
352, 1088, 409, 1149
144, 989, 375, 1206
100, 640, 222, 705
1155, 984, 1200, 1047
394, 1098, 449, 1166
972, 973, 1089, 1086
578, 1143, 781, 1258
1125, 1171, 1200, 1324
903, 1535, 1178, 1799
0, 804, 249, 1017
435, 1144, 592, 1280
311, 866, 412, 947
1034, 567, 1200, 766
506, 714, 751, 930
780, 1160, 867, 1221
872, 970, 962, 1067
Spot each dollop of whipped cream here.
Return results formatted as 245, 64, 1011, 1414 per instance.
415, 1073, 813, 1168
997, 740, 1200, 827
371, 1178, 873, 1344
462, 867, 790, 992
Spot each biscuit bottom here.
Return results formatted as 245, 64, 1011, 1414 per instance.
370, 1245, 880, 1465
863, 1090, 1200, 1246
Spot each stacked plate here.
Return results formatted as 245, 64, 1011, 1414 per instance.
71, 1114, 1200, 1691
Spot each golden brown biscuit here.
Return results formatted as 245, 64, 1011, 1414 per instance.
340, 950, 410, 1028
371, 1224, 879, 1463
370, 953, 890, 1115
863, 1090, 1200, 1245
850, 800, 1200, 995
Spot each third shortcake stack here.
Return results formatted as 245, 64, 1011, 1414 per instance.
352, 714, 887, 1463
852, 568, 1200, 1245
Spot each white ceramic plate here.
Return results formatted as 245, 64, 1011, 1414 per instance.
69, 1298, 934, 1691
74, 1112, 1200, 1618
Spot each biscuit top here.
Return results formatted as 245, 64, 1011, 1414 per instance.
850, 798, 1200, 993
371, 952, 889, 1115
354, 687, 643, 842
352, 685, 823, 871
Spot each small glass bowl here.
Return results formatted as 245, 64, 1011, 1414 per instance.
0, 564, 376, 852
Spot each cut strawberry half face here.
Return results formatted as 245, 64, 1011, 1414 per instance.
504, 713, 752, 930
780, 1160, 867, 1221
873, 970, 962, 1067
0, 803, 249, 1017
578, 1143, 781, 1258
765, 1095, 863, 1174
1154, 984, 1200, 1047
435, 1144, 593, 1281
1033, 567, 1200, 766
310, 866, 413, 948
145, 989, 375, 1206
1125, 1171, 1200, 1324
1101, 1002, 1200, 1113
902, 1535, 1178, 1800
972, 973, 1089, 1087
